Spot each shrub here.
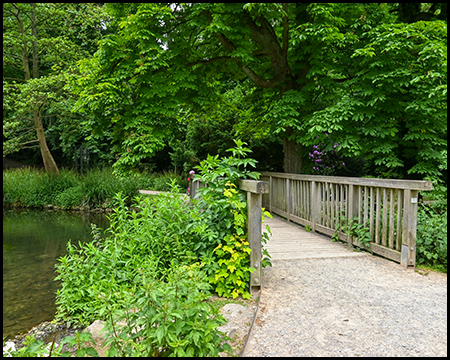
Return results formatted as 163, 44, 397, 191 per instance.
102, 264, 232, 357
54, 189, 204, 326
193, 139, 271, 299
151, 170, 188, 192
416, 202, 447, 271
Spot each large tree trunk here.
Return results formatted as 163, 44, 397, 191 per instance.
283, 127, 304, 174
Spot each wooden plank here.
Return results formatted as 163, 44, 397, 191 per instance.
260, 172, 433, 190
238, 179, 269, 194
401, 189, 411, 266
388, 189, 395, 249
262, 215, 367, 261
375, 188, 381, 244
408, 190, 419, 267
370, 243, 401, 263
382, 188, 388, 247
396, 190, 403, 251
286, 178, 291, 222
311, 181, 317, 232
369, 187, 374, 240
363, 186, 368, 228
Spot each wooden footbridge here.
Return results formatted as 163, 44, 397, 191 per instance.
262, 215, 367, 261
190, 172, 433, 288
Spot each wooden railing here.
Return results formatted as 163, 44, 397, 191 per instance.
260, 172, 433, 267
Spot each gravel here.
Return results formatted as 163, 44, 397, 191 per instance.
242, 254, 447, 357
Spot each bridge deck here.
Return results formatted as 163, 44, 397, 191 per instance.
262, 215, 367, 261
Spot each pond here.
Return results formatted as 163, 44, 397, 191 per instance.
2, 208, 110, 340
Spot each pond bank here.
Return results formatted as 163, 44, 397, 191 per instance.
5, 294, 260, 357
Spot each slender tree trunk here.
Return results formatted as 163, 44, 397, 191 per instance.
283, 127, 303, 174
30, 3, 59, 174
34, 109, 59, 174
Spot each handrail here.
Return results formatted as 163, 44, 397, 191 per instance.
261, 172, 433, 190
260, 172, 433, 267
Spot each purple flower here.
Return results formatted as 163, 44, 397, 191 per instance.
189, 170, 195, 175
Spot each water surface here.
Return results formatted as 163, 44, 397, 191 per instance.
3, 209, 110, 339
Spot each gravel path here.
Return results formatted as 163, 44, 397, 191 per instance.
242, 255, 447, 357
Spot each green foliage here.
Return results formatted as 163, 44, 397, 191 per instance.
54, 189, 200, 326
54, 186, 85, 209
302, 18, 447, 180
3, 3, 108, 169
51, 141, 267, 355
193, 140, 270, 299
102, 264, 232, 357
416, 203, 447, 270
2, 331, 98, 357
333, 215, 373, 252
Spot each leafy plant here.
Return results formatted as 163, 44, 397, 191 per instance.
2, 332, 98, 357
333, 215, 373, 252
416, 203, 447, 270
101, 263, 232, 357
193, 140, 270, 299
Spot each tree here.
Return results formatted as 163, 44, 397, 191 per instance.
298, 6, 447, 180
3, 3, 106, 173
72, 3, 446, 178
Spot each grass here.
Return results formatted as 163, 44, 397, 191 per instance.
3, 167, 189, 210
415, 263, 447, 274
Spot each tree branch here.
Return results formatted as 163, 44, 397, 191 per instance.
3, 77, 27, 82
282, 3, 289, 59
203, 9, 283, 89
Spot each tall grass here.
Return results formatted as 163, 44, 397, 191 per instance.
3, 167, 188, 210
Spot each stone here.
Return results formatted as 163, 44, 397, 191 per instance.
83, 314, 146, 357
83, 320, 109, 357
3, 341, 16, 357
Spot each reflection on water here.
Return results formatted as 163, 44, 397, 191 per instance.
2, 209, 110, 340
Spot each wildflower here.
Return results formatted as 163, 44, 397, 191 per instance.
189, 170, 195, 175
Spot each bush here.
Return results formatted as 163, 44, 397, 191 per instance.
193, 139, 271, 299
54, 189, 204, 326
102, 264, 231, 357
53, 141, 270, 355
416, 202, 447, 271
150, 170, 188, 192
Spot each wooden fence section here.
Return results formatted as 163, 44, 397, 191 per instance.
260, 172, 433, 267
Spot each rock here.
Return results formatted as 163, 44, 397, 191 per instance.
83, 314, 146, 357
3, 341, 16, 357
83, 320, 109, 357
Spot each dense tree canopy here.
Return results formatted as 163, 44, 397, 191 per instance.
3, 3, 108, 172
4, 3, 447, 182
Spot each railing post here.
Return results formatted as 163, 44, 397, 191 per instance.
239, 180, 269, 291
401, 189, 418, 267
347, 184, 359, 248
